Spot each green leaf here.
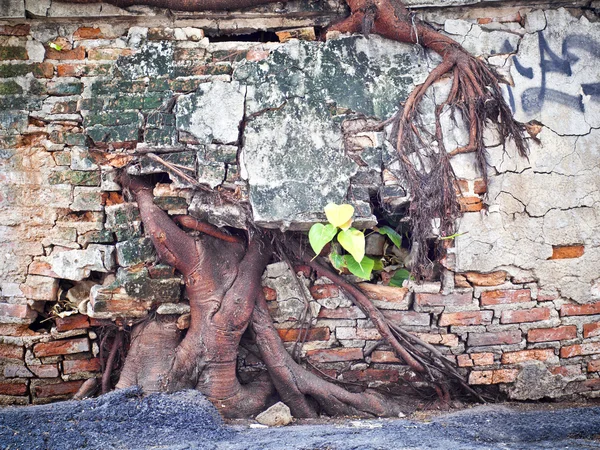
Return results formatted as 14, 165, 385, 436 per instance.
378, 226, 402, 248
309, 223, 338, 256
344, 255, 374, 280
329, 251, 346, 273
324, 203, 354, 229
372, 258, 384, 271
389, 269, 411, 287
49, 43, 62, 51
337, 228, 365, 262
439, 231, 468, 240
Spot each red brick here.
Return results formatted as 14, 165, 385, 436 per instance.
370, 350, 401, 363
468, 330, 522, 346
439, 311, 493, 326
549, 245, 584, 260
561, 342, 600, 358
306, 348, 363, 363
528, 326, 577, 343
34, 380, 84, 398
33, 338, 89, 357
45, 46, 85, 60
459, 196, 483, 212
293, 265, 311, 278
456, 179, 469, 194
0, 303, 37, 320
342, 369, 399, 383
457, 354, 474, 367
471, 353, 495, 366
551, 365, 582, 377
473, 179, 487, 195
89, 318, 112, 327
0, 25, 30, 36
468, 369, 519, 385
501, 308, 551, 324
501, 348, 555, 364
416, 333, 459, 347
480, 289, 531, 306
55, 314, 90, 332
310, 284, 340, 300
415, 292, 472, 307
0, 382, 27, 396
561, 303, 600, 316
28, 261, 59, 278
359, 284, 408, 304
588, 360, 600, 373
73, 27, 103, 39
318, 306, 366, 319
0, 324, 31, 336
383, 311, 430, 326
464, 271, 507, 287
0, 344, 23, 360
262, 286, 277, 301
584, 322, 600, 338
63, 358, 101, 375
29, 364, 59, 378
277, 327, 330, 342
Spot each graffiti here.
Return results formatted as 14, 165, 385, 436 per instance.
506, 32, 600, 114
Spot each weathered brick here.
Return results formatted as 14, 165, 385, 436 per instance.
88, 48, 134, 60
29, 364, 59, 378
336, 327, 381, 340
73, 27, 103, 39
561, 303, 600, 316
439, 310, 493, 326
63, 358, 101, 374
4, 364, 33, 378
0, 324, 30, 336
588, 360, 600, 373
370, 350, 401, 363
549, 245, 584, 260
473, 179, 487, 194
55, 314, 90, 332
49, 170, 100, 186
457, 354, 473, 367
467, 330, 522, 346
34, 380, 84, 398
45, 46, 85, 60
306, 347, 363, 363
480, 289, 531, 306
277, 327, 330, 342
501, 308, 551, 324
501, 348, 555, 364
0, 303, 37, 321
584, 322, 600, 338
471, 352, 495, 366
0, 382, 27, 396
383, 311, 430, 326
463, 271, 507, 287
0, 25, 30, 36
47, 81, 83, 96
459, 196, 483, 212
310, 284, 340, 300
416, 292, 472, 307
342, 369, 399, 383
414, 333, 459, 347
34, 338, 90, 357
0, 344, 23, 360
57, 63, 111, 77
359, 283, 409, 304
551, 365, 582, 377
20, 275, 59, 301
468, 369, 519, 385
561, 342, 600, 358
318, 306, 366, 320
528, 326, 577, 343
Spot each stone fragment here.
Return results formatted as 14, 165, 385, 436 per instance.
71, 187, 103, 212
463, 271, 506, 286
255, 402, 292, 427
508, 361, 565, 400
49, 245, 115, 281
156, 303, 190, 315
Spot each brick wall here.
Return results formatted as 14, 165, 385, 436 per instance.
1, 2, 600, 405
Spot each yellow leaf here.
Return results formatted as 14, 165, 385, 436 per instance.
338, 217, 353, 231
324, 203, 354, 229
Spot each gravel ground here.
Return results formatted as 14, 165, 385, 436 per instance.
1, 388, 600, 450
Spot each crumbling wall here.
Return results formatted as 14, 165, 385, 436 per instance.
1, 0, 599, 405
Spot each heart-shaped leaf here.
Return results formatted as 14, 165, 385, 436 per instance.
337, 227, 365, 263
324, 203, 354, 229
378, 226, 402, 249
389, 269, 411, 287
329, 251, 346, 273
308, 223, 337, 256
344, 254, 374, 280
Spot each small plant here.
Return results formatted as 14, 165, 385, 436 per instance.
308, 203, 404, 281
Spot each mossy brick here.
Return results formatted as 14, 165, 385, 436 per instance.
116, 237, 157, 267
211, 50, 247, 63
0, 81, 22, 95
146, 112, 175, 128
32, 63, 54, 78
145, 127, 176, 145
0, 47, 28, 61
115, 226, 143, 241
48, 169, 100, 186
86, 124, 140, 144
78, 98, 104, 112
49, 130, 65, 144
51, 100, 78, 114
147, 28, 175, 40
153, 196, 188, 211
65, 133, 87, 146
168, 78, 208, 92
29, 79, 46, 95
115, 267, 181, 302
142, 93, 168, 110
106, 203, 141, 228
91, 80, 146, 95
171, 63, 232, 77
0, 96, 43, 110
137, 151, 195, 173
79, 229, 115, 246
52, 151, 71, 166
0, 111, 27, 134
47, 81, 83, 96
106, 96, 144, 110
207, 145, 238, 163
0, 63, 52, 78
84, 112, 141, 127
149, 78, 170, 91
148, 263, 176, 279
226, 164, 240, 183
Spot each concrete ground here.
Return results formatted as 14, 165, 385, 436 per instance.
1, 388, 600, 450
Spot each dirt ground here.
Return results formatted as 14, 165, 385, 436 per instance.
2, 388, 600, 449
